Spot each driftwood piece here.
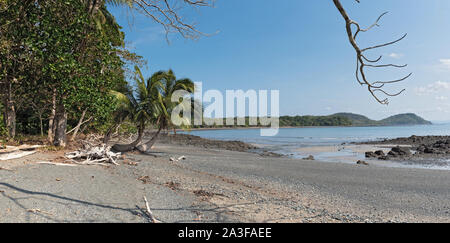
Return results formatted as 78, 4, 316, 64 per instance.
0, 145, 43, 161
0, 145, 43, 154
0, 167, 14, 172
143, 196, 161, 223
0, 151, 36, 161
37, 161, 78, 167
65, 143, 121, 166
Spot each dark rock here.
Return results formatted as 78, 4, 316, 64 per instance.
388, 146, 412, 157
356, 160, 369, 166
260, 151, 283, 157
365, 151, 377, 158
374, 150, 385, 156
302, 155, 315, 160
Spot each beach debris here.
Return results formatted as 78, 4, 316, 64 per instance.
302, 155, 315, 161
0, 167, 14, 172
138, 175, 152, 184
27, 208, 53, 216
37, 161, 78, 167
143, 196, 161, 223
65, 144, 121, 166
0, 145, 43, 161
169, 156, 186, 162
165, 181, 181, 191
356, 160, 369, 166
122, 160, 139, 166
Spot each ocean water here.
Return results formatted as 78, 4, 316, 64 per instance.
182, 124, 450, 170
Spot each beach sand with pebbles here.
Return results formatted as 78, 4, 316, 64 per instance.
0, 134, 449, 223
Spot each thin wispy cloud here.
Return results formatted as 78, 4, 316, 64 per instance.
388, 53, 403, 59
435, 96, 448, 101
440, 59, 450, 67
415, 81, 450, 96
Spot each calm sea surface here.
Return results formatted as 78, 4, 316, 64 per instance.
182, 124, 450, 170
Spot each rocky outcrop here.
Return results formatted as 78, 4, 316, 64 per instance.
388, 146, 412, 157
361, 135, 450, 161
415, 139, 450, 155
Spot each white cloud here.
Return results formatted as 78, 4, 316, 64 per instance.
440, 59, 450, 67
415, 81, 450, 95
435, 96, 448, 101
388, 53, 403, 59
437, 59, 450, 71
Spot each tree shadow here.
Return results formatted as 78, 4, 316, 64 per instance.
0, 182, 250, 223
0, 182, 143, 223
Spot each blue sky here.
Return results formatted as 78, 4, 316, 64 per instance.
108, 0, 450, 122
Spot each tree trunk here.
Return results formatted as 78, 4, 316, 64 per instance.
53, 102, 67, 147
70, 109, 87, 141
48, 88, 57, 143
111, 121, 145, 152
136, 126, 163, 153
38, 112, 44, 137
4, 78, 16, 139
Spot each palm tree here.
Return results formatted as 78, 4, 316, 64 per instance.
136, 69, 195, 152
111, 66, 163, 152
110, 67, 195, 153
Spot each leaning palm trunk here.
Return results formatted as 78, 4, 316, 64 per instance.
103, 123, 120, 144
111, 122, 145, 152
136, 126, 163, 153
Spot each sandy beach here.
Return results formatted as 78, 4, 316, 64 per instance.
0, 135, 449, 223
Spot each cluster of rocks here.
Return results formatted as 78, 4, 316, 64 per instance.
364, 136, 450, 161
365, 146, 412, 160
302, 155, 315, 161
157, 133, 258, 152
415, 139, 450, 155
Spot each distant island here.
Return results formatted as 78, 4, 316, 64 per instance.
280, 113, 432, 127
193, 113, 432, 128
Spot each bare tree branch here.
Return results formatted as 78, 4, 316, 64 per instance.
121, 0, 216, 41
333, 0, 411, 105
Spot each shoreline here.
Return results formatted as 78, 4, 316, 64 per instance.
177, 123, 440, 132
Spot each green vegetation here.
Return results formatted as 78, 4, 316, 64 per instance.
0, 0, 202, 149
279, 115, 352, 127
379, 113, 433, 126
192, 113, 431, 128
110, 67, 195, 152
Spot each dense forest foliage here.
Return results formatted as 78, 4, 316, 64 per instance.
0, 0, 199, 151
0, 0, 131, 146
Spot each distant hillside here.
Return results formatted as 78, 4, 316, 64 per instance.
379, 113, 432, 126
331, 113, 432, 126
278, 113, 432, 127
332, 113, 379, 126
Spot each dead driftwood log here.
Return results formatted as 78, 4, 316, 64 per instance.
0, 145, 43, 161
65, 143, 121, 166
